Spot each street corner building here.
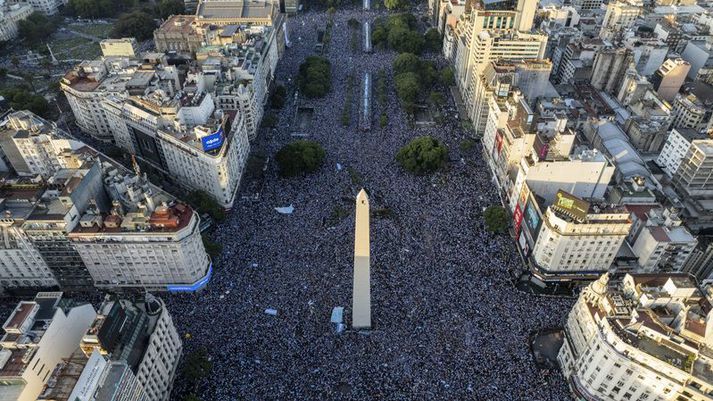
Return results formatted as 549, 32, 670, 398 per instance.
559, 273, 713, 401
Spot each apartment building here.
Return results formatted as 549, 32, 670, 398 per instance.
0, 110, 85, 178
651, 58, 691, 102
673, 139, 713, 198
527, 190, 631, 279
0, 293, 97, 400
81, 294, 182, 401
657, 128, 708, 177
37, 349, 148, 401
671, 93, 711, 132
559, 273, 713, 401
0, 2, 32, 41
25, 0, 65, 15
600, 0, 642, 41
60, 59, 181, 142
628, 207, 697, 272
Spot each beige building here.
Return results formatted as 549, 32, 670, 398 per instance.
154, 15, 202, 54
100, 38, 139, 58
600, 0, 642, 41
529, 190, 631, 278
559, 273, 713, 401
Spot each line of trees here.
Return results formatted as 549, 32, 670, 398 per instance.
297, 56, 332, 99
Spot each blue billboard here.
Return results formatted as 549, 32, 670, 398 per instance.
201, 128, 224, 152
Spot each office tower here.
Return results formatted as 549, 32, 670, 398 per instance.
651, 58, 691, 102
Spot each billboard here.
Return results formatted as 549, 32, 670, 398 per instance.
201, 128, 224, 152
495, 129, 504, 155
553, 190, 589, 221
513, 204, 523, 236
523, 199, 542, 246
518, 184, 530, 209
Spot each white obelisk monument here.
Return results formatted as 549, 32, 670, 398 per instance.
352, 189, 371, 329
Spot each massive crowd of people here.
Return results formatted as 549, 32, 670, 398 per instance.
166, 7, 575, 400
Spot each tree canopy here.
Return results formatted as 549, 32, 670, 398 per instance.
440, 66, 455, 86
276, 140, 326, 178
110, 11, 156, 41
484, 206, 509, 233
394, 72, 420, 105
384, 0, 407, 10
372, 14, 423, 54
157, 0, 185, 19
186, 190, 225, 221
67, 0, 136, 18
396, 136, 448, 174
269, 85, 287, 109
424, 28, 442, 52
1, 87, 49, 118
392, 54, 438, 110
297, 56, 332, 99
18, 13, 60, 46
181, 348, 212, 388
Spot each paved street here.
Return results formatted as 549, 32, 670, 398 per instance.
166, 7, 574, 400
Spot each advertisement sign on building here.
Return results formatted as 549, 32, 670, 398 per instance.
518, 184, 530, 209
201, 127, 224, 152
513, 204, 524, 236
553, 190, 589, 221
495, 129, 504, 155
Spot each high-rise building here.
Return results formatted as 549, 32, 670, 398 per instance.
527, 190, 631, 279
0, 292, 97, 401
673, 139, 713, 197
559, 273, 713, 401
591, 46, 633, 94
671, 93, 711, 132
0, 110, 85, 178
0, 110, 212, 293
24, 0, 66, 15
81, 295, 182, 401
628, 207, 697, 272
599, 0, 642, 41
37, 350, 148, 401
657, 128, 708, 177
651, 58, 691, 102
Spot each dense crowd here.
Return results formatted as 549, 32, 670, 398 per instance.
166, 7, 574, 401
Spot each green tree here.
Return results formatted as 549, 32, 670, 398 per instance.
186, 191, 225, 221
424, 28, 442, 51
372, 25, 387, 46
392, 52, 421, 75
111, 11, 156, 41
184, 395, 202, 401
202, 235, 222, 262
384, 0, 406, 10
396, 136, 448, 174
158, 0, 184, 18
483, 205, 509, 233
275, 140, 326, 177
181, 348, 212, 388
429, 91, 444, 106
269, 85, 287, 109
440, 66, 455, 86
347, 18, 360, 29
0, 68, 7, 79
394, 72, 420, 105
388, 27, 424, 54
11, 57, 19, 70
1, 87, 49, 117
18, 13, 59, 46
297, 56, 332, 99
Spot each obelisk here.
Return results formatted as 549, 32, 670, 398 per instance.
352, 189, 371, 329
